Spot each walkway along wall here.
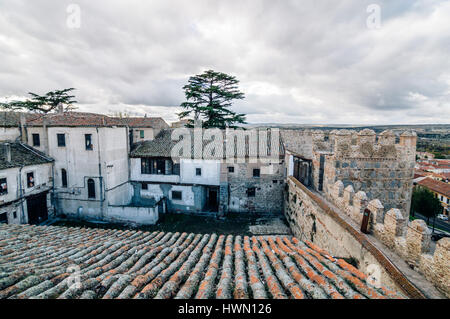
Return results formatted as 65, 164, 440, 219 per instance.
285, 176, 430, 298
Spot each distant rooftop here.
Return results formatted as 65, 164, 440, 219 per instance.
417, 177, 450, 198
0, 111, 169, 128
0, 224, 404, 299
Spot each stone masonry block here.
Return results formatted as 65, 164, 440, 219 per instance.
406, 219, 432, 266
368, 199, 384, 224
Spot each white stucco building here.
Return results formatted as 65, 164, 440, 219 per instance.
0, 141, 54, 225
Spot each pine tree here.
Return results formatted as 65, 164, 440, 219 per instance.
0, 88, 77, 113
178, 70, 246, 128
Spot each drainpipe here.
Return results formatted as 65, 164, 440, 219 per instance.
18, 166, 25, 224
51, 163, 56, 218
96, 127, 104, 218
43, 117, 49, 155
4, 143, 11, 163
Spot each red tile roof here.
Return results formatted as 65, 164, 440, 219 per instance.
417, 177, 450, 197
0, 224, 404, 299
2, 111, 168, 128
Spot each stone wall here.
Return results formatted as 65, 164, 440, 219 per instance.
105, 205, 159, 225
326, 179, 450, 298
316, 129, 416, 215
226, 161, 285, 214
284, 177, 427, 297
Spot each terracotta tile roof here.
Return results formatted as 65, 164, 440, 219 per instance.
0, 142, 53, 170
0, 224, 404, 299
113, 117, 169, 129
417, 177, 450, 197
1, 111, 168, 128
0, 112, 24, 127
131, 129, 285, 159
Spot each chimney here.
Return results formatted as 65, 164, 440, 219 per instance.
4, 143, 11, 163
57, 103, 64, 114
20, 113, 27, 143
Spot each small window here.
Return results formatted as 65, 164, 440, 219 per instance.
173, 163, 180, 176
0, 212, 7, 224
172, 191, 182, 200
140, 130, 145, 138
228, 166, 234, 173
13, 211, 17, 219
85, 134, 93, 150
61, 169, 68, 188
57, 133, 66, 147
26, 172, 35, 188
196, 168, 202, 176
253, 169, 260, 178
247, 187, 256, 197
32, 133, 40, 147
273, 180, 278, 184
87, 178, 95, 199
0, 178, 7, 195
141, 182, 148, 190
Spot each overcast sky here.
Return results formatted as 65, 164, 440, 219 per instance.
0, 0, 449, 124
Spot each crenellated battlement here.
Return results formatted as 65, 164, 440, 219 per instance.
312, 129, 417, 214
326, 179, 450, 297
311, 129, 417, 160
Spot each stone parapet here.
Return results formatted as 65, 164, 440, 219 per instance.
324, 179, 449, 297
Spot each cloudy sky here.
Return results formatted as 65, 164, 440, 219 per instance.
0, 0, 449, 124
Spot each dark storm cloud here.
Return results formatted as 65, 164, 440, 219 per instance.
0, 0, 449, 124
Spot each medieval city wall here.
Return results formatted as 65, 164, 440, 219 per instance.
314, 129, 416, 214
284, 176, 418, 296
325, 179, 450, 297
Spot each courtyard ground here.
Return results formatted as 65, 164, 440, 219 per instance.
51, 212, 292, 236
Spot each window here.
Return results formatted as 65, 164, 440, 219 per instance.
253, 169, 260, 178
57, 134, 66, 147
85, 134, 93, 150
32, 133, 40, 147
26, 172, 35, 188
0, 178, 7, 195
173, 163, 180, 176
141, 158, 170, 175
247, 187, 256, 197
141, 182, 148, 190
61, 169, 68, 188
13, 211, 17, 219
87, 179, 95, 199
172, 191, 182, 200
228, 166, 234, 173
0, 213, 6, 224
196, 168, 202, 176
140, 130, 145, 138
273, 180, 278, 184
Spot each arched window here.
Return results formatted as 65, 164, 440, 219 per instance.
61, 169, 67, 188
87, 179, 95, 199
